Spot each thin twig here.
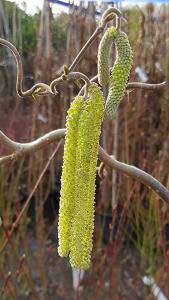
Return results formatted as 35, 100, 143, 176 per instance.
100, 7, 122, 26
90, 74, 166, 90
1, 224, 40, 300
50, 7, 124, 94
65, 72, 90, 86
1, 272, 13, 298
50, 71, 90, 95
98, 147, 169, 205
68, 26, 103, 73
0, 140, 63, 254
0, 38, 53, 98
68, 7, 122, 73
127, 81, 166, 90
78, 75, 166, 96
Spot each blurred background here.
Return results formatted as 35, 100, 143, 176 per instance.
0, 0, 169, 299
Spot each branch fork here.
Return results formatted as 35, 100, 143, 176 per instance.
0, 7, 168, 207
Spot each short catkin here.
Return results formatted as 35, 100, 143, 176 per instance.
58, 96, 84, 257
98, 26, 117, 86
69, 83, 104, 270
105, 30, 133, 119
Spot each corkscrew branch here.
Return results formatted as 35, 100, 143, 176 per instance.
0, 128, 169, 205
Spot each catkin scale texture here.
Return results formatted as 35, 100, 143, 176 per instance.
58, 96, 84, 257
105, 31, 133, 119
98, 27, 117, 86
69, 83, 104, 270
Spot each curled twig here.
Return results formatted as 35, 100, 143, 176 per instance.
0, 38, 53, 98
97, 161, 108, 179
68, 7, 124, 73
50, 76, 63, 95
50, 7, 124, 93
100, 7, 122, 30
50, 71, 91, 98
64, 72, 90, 98
100, 7, 122, 24
64, 72, 90, 86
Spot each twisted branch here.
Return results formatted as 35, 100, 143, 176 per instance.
50, 7, 124, 93
50, 71, 90, 96
100, 7, 122, 30
0, 7, 168, 207
0, 129, 65, 163
0, 38, 53, 98
0, 129, 169, 205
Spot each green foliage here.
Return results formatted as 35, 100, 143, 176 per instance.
21, 13, 40, 56
2, 0, 67, 55
52, 13, 67, 51
2, 0, 39, 54
130, 194, 163, 275
127, 8, 140, 47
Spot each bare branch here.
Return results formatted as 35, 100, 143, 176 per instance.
0, 129, 169, 205
0, 129, 65, 163
0, 38, 53, 98
99, 147, 169, 205
68, 26, 103, 73
50, 71, 90, 96
68, 7, 123, 74
65, 72, 90, 86
78, 75, 166, 96
90, 74, 166, 90
100, 7, 122, 31
50, 8, 125, 93
100, 7, 122, 25
127, 81, 166, 90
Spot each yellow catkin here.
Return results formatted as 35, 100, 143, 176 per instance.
58, 96, 84, 257
105, 30, 133, 119
98, 26, 118, 86
69, 83, 104, 270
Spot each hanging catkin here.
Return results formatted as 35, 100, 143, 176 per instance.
105, 30, 133, 119
58, 96, 84, 257
69, 83, 104, 270
98, 26, 117, 86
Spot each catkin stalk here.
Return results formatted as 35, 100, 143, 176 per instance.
58, 96, 84, 257
69, 83, 104, 270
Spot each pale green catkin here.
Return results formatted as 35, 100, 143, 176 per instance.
58, 96, 84, 257
105, 30, 133, 119
69, 83, 104, 270
98, 27, 118, 86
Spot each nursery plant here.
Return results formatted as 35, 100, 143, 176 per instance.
0, 6, 168, 276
